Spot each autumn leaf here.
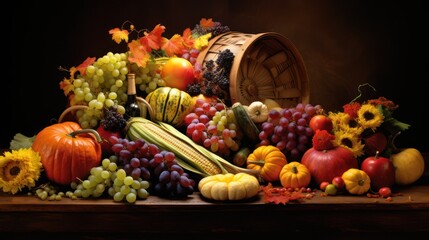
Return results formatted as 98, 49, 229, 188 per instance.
200, 18, 215, 29
109, 28, 129, 44
182, 28, 195, 48
59, 79, 74, 96
261, 183, 305, 205
162, 34, 186, 56
140, 24, 165, 51
75, 57, 96, 76
194, 33, 211, 50
128, 39, 150, 67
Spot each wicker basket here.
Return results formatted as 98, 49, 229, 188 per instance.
196, 31, 309, 107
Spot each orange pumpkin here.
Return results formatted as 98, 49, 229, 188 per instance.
246, 145, 287, 182
32, 121, 102, 185
279, 162, 311, 189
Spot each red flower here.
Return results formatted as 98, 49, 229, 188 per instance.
343, 102, 361, 118
312, 130, 336, 151
367, 97, 398, 111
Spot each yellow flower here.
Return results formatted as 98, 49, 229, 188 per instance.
0, 148, 43, 194
194, 33, 212, 50
333, 130, 365, 157
329, 111, 364, 135
357, 104, 384, 131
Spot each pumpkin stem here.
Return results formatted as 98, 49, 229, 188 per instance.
246, 160, 265, 166
58, 105, 89, 123
291, 165, 298, 174
68, 129, 103, 143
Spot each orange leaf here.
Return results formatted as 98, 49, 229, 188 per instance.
182, 28, 195, 48
75, 57, 96, 76
162, 34, 185, 56
261, 184, 305, 205
200, 18, 215, 29
109, 28, 129, 44
59, 79, 74, 96
140, 24, 165, 50
128, 40, 151, 68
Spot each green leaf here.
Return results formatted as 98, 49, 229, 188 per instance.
382, 118, 410, 132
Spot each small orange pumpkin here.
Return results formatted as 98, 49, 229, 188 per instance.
246, 145, 287, 182
32, 121, 102, 185
279, 162, 311, 189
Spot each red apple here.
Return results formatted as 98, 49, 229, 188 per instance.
363, 131, 387, 156
301, 146, 358, 186
96, 125, 122, 156
332, 176, 345, 190
161, 57, 195, 91
360, 151, 395, 191
309, 114, 333, 132
320, 181, 330, 191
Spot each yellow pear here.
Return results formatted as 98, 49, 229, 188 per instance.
263, 98, 281, 110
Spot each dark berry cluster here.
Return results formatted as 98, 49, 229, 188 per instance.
100, 107, 127, 132
192, 21, 230, 38
187, 49, 235, 105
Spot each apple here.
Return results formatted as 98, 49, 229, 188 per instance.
161, 57, 195, 91
96, 125, 122, 156
363, 131, 387, 156
332, 176, 345, 190
360, 151, 395, 190
320, 181, 330, 191
325, 184, 337, 195
309, 114, 333, 132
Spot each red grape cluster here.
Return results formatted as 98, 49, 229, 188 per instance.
184, 98, 242, 158
109, 136, 195, 198
257, 103, 322, 161
180, 48, 200, 65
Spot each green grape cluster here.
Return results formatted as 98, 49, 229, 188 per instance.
71, 156, 150, 204
68, 52, 165, 129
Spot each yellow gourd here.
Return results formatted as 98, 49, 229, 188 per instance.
342, 168, 371, 195
279, 162, 311, 189
246, 145, 287, 182
198, 173, 260, 201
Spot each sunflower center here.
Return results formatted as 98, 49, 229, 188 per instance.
348, 119, 358, 128
10, 166, 20, 176
363, 111, 375, 121
341, 138, 353, 148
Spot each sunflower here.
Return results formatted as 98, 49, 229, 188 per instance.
357, 104, 384, 131
333, 130, 365, 157
0, 148, 43, 194
329, 111, 364, 135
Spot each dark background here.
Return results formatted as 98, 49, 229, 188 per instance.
4, 0, 428, 153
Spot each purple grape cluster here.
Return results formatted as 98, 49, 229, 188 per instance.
109, 136, 195, 198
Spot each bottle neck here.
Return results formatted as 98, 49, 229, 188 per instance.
127, 73, 137, 95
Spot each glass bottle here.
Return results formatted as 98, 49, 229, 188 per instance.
124, 73, 140, 120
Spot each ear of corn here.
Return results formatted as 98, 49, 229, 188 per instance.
126, 117, 260, 178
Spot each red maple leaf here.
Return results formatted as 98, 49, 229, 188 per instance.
75, 57, 96, 76
182, 28, 195, 48
128, 39, 151, 67
162, 34, 186, 56
261, 183, 305, 205
200, 18, 215, 29
140, 24, 165, 51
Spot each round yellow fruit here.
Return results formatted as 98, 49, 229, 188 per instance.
391, 148, 425, 185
